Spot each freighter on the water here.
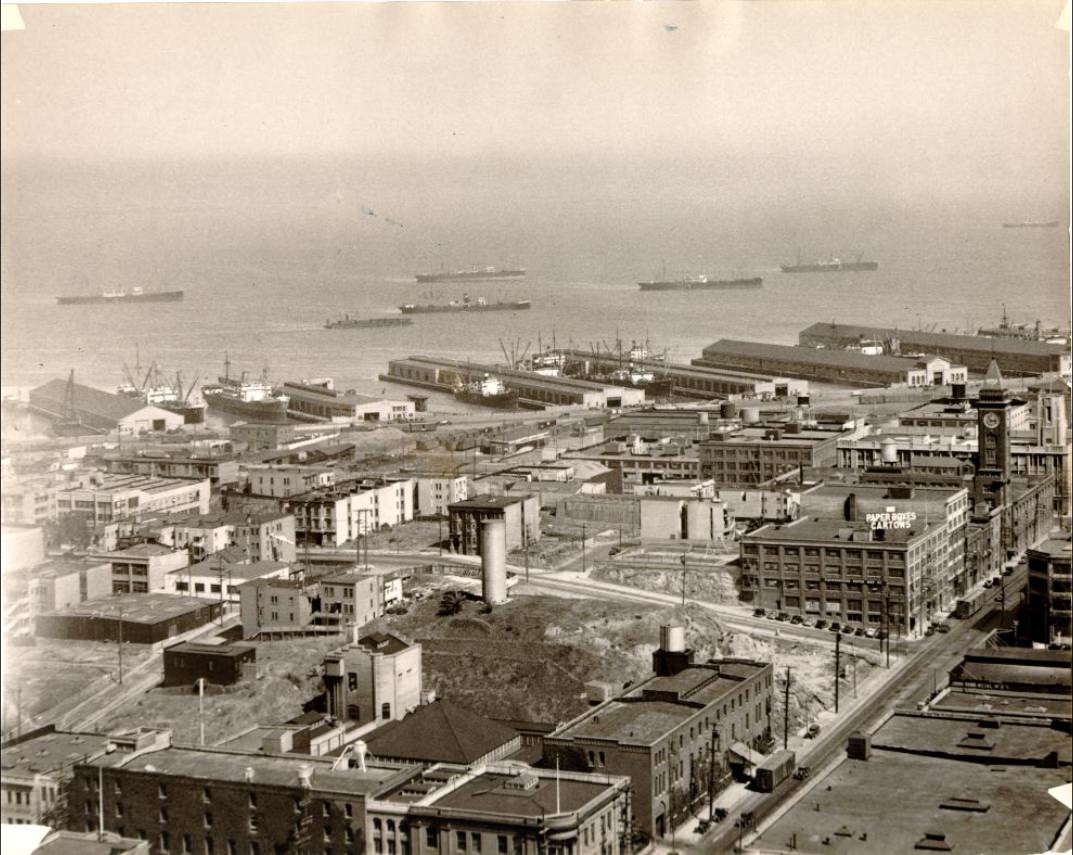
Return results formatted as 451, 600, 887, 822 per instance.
117, 359, 205, 424
780, 253, 878, 273
638, 275, 763, 291
56, 287, 184, 305
1001, 220, 1059, 229
453, 374, 518, 409
400, 294, 532, 314
324, 315, 412, 329
415, 266, 526, 283
201, 355, 289, 423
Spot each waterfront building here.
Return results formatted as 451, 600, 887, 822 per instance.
28, 379, 185, 435
282, 380, 415, 423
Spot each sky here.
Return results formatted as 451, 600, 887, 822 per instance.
1, 0, 1069, 202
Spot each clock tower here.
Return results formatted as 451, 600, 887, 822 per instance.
973, 360, 1012, 511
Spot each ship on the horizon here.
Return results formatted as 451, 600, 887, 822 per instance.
325, 314, 413, 329
1001, 220, 1060, 229
453, 374, 518, 410
400, 294, 532, 314
201, 355, 289, 424
780, 253, 878, 273
638, 274, 763, 291
415, 266, 526, 283
56, 286, 185, 305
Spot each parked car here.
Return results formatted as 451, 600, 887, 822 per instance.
806, 724, 821, 738
828, 621, 842, 633
790, 615, 804, 625
776, 612, 791, 622
753, 607, 767, 618
991, 576, 1002, 587
1002, 566, 1015, 577
854, 626, 867, 637
925, 625, 936, 636
802, 618, 816, 628
935, 622, 951, 634
814, 619, 828, 630
841, 625, 855, 635
864, 627, 878, 639
983, 580, 994, 588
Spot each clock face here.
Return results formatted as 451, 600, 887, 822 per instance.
982, 412, 1001, 430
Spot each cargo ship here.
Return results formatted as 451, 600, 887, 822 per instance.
400, 294, 532, 314
453, 374, 518, 410
117, 362, 205, 424
638, 275, 763, 291
415, 266, 526, 283
1002, 220, 1059, 229
56, 287, 184, 305
780, 254, 878, 273
201, 355, 289, 423
324, 315, 412, 329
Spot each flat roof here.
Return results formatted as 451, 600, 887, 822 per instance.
934, 689, 1072, 719
873, 712, 1071, 763
163, 641, 255, 658
752, 747, 1069, 855
800, 321, 1068, 358
426, 769, 618, 818
701, 339, 918, 372
554, 699, 693, 745
60, 474, 204, 495
39, 593, 219, 624
747, 516, 938, 545
1, 731, 114, 776
30, 559, 111, 579
1029, 539, 1073, 559
170, 560, 291, 581
97, 543, 176, 558
99, 747, 406, 796
449, 494, 533, 510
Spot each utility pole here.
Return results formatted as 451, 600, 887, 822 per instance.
707, 727, 718, 823
580, 522, 587, 575
198, 678, 205, 746
783, 666, 791, 749
834, 632, 841, 714
216, 551, 225, 626
681, 554, 688, 607
118, 610, 124, 685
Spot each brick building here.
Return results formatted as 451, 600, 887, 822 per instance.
699, 424, 842, 487
1025, 538, 1073, 645
162, 641, 257, 688
447, 494, 541, 555
543, 626, 773, 840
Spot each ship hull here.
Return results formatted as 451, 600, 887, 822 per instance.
638, 277, 763, 291
400, 300, 531, 314
780, 262, 878, 273
325, 318, 413, 329
56, 290, 185, 305
454, 390, 519, 410
203, 392, 289, 423
159, 402, 206, 424
415, 270, 526, 283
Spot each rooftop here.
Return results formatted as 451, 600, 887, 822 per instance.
747, 515, 939, 545
934, 689, 1072, 720
700, 339, 918, 372
800, 321, 1069, 358
61, 474, 205, 496
367, 700, 518, 764
38, 593, 219, 624
330, 632, 411, 657
170, 559, 291, 581
1, 730, 114, 776
30, 558, 111, 580
96, 746, 408, 796
449, 494, 534, 510
163, 641, 255, 659
30, 379, 152, 423
1029, 539, 1073, 560
95, 543, 176, 559
873, 712, 1071, 764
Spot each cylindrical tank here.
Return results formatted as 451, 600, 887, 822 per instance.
660, 624, 686, 652
720, 401, 739, 419
480, 518, 508, 605
881, 437, 898, 465
741, 407, 761, 424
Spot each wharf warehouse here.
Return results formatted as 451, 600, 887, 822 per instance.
382, 356, 646, 408
282, 379, 415, 423
558, 349, 810, 400
798, 322, 1070, 376
28, 378, 185, 435
694, 340, 967, 388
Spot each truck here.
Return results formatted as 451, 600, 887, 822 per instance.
754, 749, 797, 793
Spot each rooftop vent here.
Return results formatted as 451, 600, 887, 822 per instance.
503, 772, 540, 791
915, 832, 953, 851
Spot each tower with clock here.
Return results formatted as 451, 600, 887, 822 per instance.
972, 360, 1012, 511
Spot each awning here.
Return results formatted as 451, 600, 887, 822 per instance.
728, 741, 764, 767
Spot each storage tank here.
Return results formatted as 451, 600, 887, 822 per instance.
480, 518, 508, 605
720, 401, 739, 419
659, 624, 686, 652
741, 407, 761, 424
880, 437, 898, 465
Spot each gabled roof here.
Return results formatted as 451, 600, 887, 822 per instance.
366, 700, 518, 764
29, 379, 153, 422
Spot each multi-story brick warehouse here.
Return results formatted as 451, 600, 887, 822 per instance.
71, 739, 631, 855
1025, 538, 1073, 645
543, 626, 772, 840
699, 424, 842, 487
740, 516, 951, 637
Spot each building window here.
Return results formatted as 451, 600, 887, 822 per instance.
498, 835, 509, 854
457, 831, 468, 850
381, 703, 391, 719
426, 829, 438, 848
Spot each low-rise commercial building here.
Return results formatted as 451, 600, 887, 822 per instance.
105, 452, 239, 487
700, 424, 843, 487
28, 379, 185, 435
448, 494, 541, 554
157, 511, 296, 563
230, 422, 298, 451
283, 379, 416, 423
27, 559, 112, 613
90, 543, 190, 594
168, 558, 292, 603
544, 627, 773, 839
244, 464, 336, 498
35, 592, 224, 643
238, 578, 313, 639
56, 473, 210, 524
365, 700, 521, 766
639, 496, 734, 543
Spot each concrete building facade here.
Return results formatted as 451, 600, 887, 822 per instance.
323, 633, 422, 727
448, 494, 541, 555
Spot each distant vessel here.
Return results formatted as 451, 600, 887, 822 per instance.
201, 354, 289, 423
453, 374, 518, 410
1002, 220, 1059, 229
324, 315, 412, 329
56, 287, 184, 305
780, 253, 878, 273
400, 294, 532, 314
638, 274, 763, 291
977, 306, 1070, 346
117, 359, 205, 424
415, 266, 526, 283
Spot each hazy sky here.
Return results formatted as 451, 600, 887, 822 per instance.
2, 2, 1069, 188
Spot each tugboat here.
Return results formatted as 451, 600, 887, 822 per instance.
453, 374, 518, 410
201, 354, 290, 423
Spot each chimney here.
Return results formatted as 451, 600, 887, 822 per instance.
843, 492, 857, 522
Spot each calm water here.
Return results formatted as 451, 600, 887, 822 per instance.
1, 158, 1068, 404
